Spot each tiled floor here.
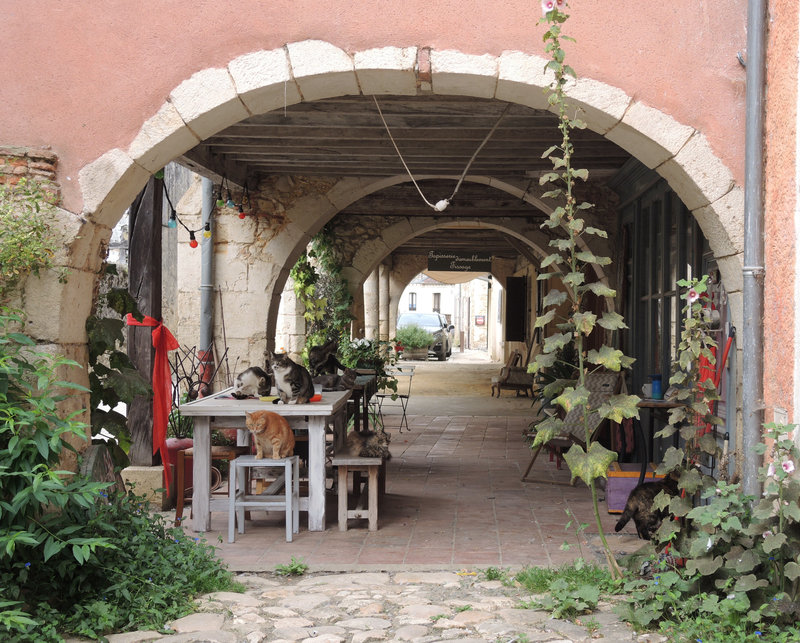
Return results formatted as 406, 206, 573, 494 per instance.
202, 410, 643, 572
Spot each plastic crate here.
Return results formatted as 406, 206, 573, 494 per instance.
606, 462, 664, 513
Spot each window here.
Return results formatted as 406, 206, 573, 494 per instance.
433, 292, 441, 313
408, 292, 416, 311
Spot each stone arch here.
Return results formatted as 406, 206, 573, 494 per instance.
62, 39, 743, 370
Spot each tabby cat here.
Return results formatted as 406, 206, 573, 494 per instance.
343, 428, 391, 460
267, 351, 315, 404
245, 410, 295, 459
231, 366, 272, 399
614, 473, 679, 540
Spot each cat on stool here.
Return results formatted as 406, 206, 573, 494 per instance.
245, 410, 295, 459
266, 350, 315, 404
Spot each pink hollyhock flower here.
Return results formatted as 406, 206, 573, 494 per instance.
782, 460, 795, 474
688, 288, 700, 303
767, 462, 775, 477
541, 0, 565, 16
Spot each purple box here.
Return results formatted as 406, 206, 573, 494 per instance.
606, 463, 664, 513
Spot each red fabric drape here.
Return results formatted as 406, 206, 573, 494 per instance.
125, 314, 180, 492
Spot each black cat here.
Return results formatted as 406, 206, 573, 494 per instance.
308, 338, 346, 376
614, 474, 679, 540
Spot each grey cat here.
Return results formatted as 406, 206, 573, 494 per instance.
614, 474, 679, 540
313, 367, 357, 392
267, 351, 315, 404
231, 366, 272, 399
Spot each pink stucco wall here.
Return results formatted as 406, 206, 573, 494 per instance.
763, 0, 799, 420
2, 0, 746, 212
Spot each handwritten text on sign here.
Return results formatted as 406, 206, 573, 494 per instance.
427, 251, 492, 272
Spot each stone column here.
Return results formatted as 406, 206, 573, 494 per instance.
379, 261, 390, 340
363, 269, 379, 340
277, 276, 306, 358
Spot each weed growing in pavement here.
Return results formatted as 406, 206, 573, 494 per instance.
483, 566, 512, 583
515, 562, 619, 620
275, 556, 309, 576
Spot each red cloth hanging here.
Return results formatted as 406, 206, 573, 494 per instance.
125, 314, 180, 493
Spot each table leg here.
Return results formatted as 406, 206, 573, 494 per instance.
306, 417, 326, 531
192, 417, 211, 532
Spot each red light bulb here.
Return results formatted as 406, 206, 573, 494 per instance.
238, 205, 246, 219
189, 231, 198, 248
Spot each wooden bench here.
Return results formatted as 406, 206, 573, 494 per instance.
331, 456, 385, 531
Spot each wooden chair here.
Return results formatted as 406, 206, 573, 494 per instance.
491, 350, 534, 397
521, 371, 620, 484
331, 455, 385, 531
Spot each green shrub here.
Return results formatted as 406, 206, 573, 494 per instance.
0, 308, 238, 641
395, 324, 434, 350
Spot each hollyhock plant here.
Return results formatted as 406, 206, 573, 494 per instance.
541, 0, 565, 17
782, 459, 795, 475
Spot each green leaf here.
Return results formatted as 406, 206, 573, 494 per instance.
733, 574, 768, 592
597, 394, 641, 423
597, 311, 627, 331
581, 282, 616, 297
678, 467, 703, 494
534, 309, 556, 329
572, 311, 596, 335
585, 345, 625, 370
572, 168, 589, 181
685, 555, 723, 576
532, 415, 564, 447
575, 251, 611, 266
698, 433, 718, 456
542, 289, 567, 307
762, 532, 787, 553
657, 447, 685, 474
564, 441, 618, 485
543, 332, 572, 354
785, 561, 800, 581
541, 145, 559, 158
584, 226, 608, 238
540, 252, 564, 269
563, 271, 585, 287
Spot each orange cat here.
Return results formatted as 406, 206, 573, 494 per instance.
245, 410, 295, 459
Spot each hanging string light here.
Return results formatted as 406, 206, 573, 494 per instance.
237, 182, 251, 219
161, 175, 210, 249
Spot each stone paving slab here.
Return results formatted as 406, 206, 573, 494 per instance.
71, 570, 669, 643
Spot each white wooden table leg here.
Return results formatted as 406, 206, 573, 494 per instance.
192, 417, 211, 532
307, 417, 326, 531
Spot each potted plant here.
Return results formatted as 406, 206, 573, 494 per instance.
395, 324, 435, 361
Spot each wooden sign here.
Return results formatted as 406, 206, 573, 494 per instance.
427, 250, 492, 272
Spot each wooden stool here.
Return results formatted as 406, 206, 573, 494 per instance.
229, 455, 300, 543
331, 456, 384, 531
175, 445, 250, 525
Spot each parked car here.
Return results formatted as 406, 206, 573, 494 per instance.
397, 312, 454, 361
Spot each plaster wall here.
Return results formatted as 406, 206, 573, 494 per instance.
764, 0, 799, 422
2, 1, 746, 215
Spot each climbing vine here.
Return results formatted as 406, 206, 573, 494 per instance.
0, 178, 65, 302
289, 227, 354, 361
529, 4, 640, 578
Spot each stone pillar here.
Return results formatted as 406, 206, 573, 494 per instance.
379, 261, 390, 340
277, 276, 306, 358
363, 269, 379, 340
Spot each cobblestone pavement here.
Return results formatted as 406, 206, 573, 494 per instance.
91, 570, 667, 643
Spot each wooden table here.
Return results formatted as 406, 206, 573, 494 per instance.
179, 388, 350, 533
635, 398, 683, 484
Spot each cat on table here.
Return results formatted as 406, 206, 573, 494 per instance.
231, 366, 272, 399
245, 410, 295, 459
266, 350, 315, 404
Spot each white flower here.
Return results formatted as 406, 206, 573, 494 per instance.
688, 288, 700, 303
782, 460, 795, 474
763, 530, 772, 539
541, 0, 565, 17
767, 462, 776, 477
